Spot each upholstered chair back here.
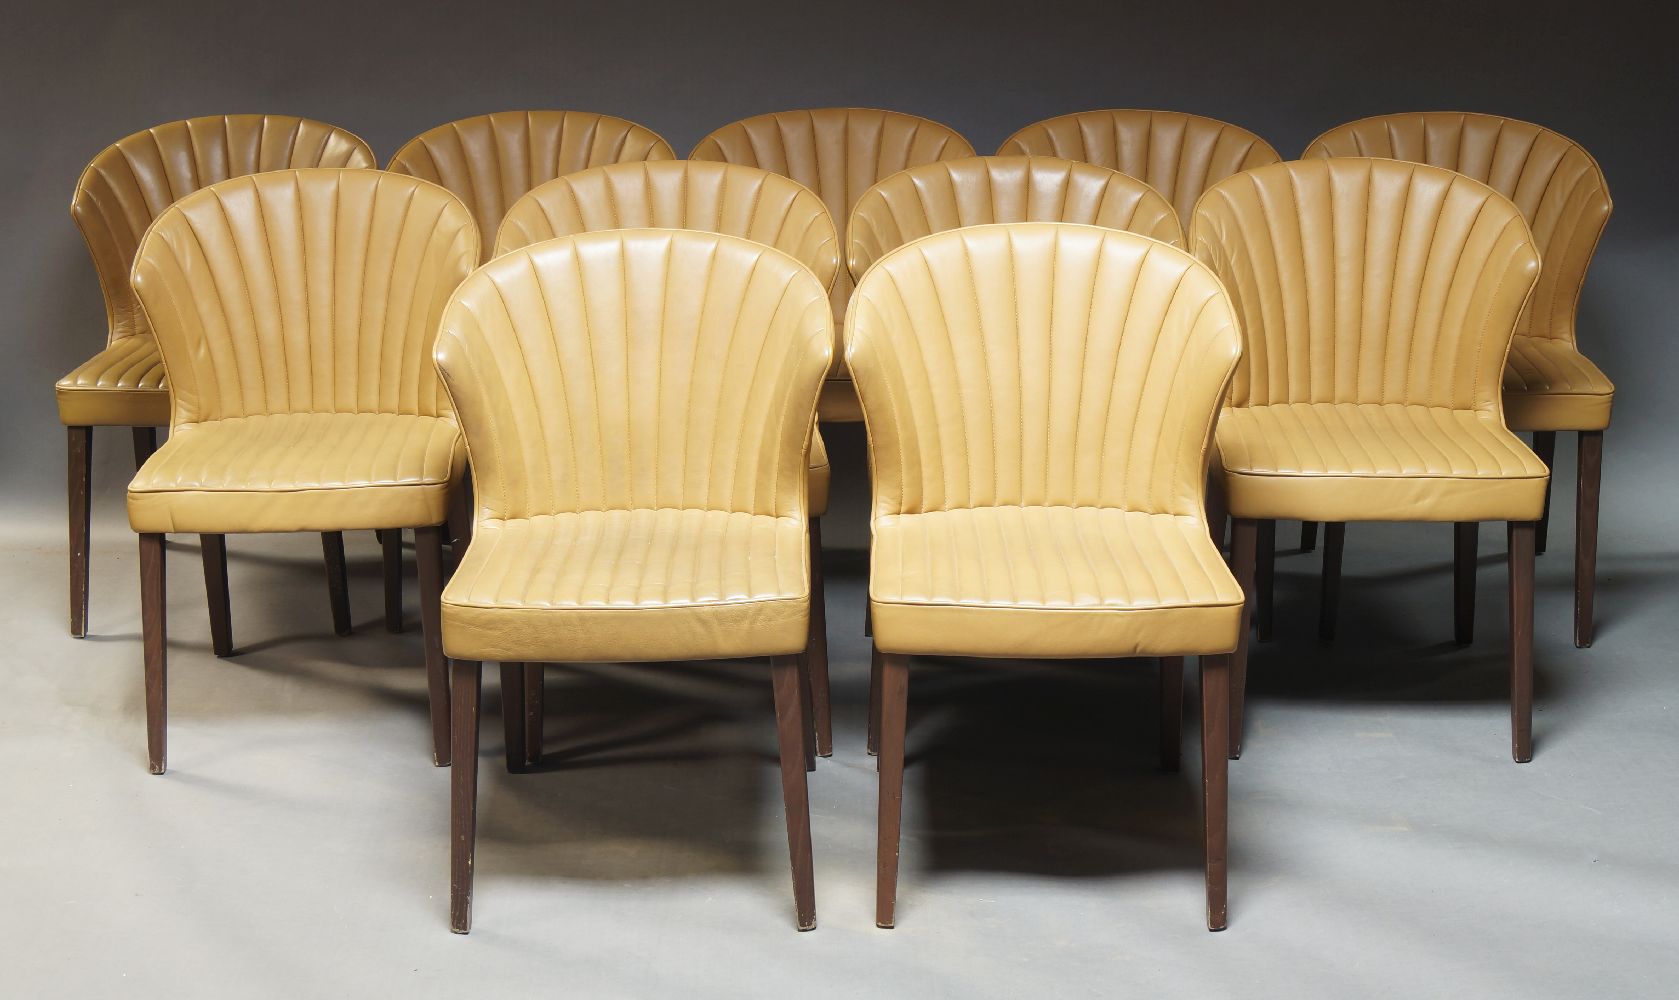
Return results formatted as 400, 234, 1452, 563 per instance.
847, 222, 1240, 519
131, 169, 479, 426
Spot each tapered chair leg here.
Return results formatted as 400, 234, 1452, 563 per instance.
1509, 522, 1536, 763
523, 663, 544, 765
1158, 656, 1183, 772
769, 655, 817, 930
1255, 520, 1275, 641
449, 659, 482, 933
200, 534, 233, 657
67, 426, 93, 638
867, 644, 883, 757
417, 525, 451, 766
131, 426, 158, 467
1532, 431, 1556, 554
382, 528, 403, 633
1300, 520, 1318, 553
498, 663, 526, 773
1318, 522, 1345, 641
1454, 522, 1477, 645
797, 649, 816, 774
1575, 431, 1602, 648
806, 517, 833, 757
1205, 482, 1228, 553
1200, 653, 1231, 931
1228, 519, 1258, 759
139, 532, 167, 774
875, 651, 908, 928
320, 531, 352, 636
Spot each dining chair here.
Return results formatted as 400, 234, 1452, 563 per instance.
494, 159, 842, 758
1303, 113, 1613, 647
59, 115, 375, 638
127, 169, 479, 773
847, 222, 1244, 931
1191, 158, 1547, 762
688, 107, 975, 423
434, 229, 832, 933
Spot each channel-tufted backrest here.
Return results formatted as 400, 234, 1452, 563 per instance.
1190, 158, 1539, 412
131, 169, 479, 427
1303, 112, 1611, 344
435, 230, 832, 522
495, 159, 839, 291
846, 155, 1182, 280
847, 223, 1240, 519
689, 108, 975, 343
998, 110, 1282, 227
386, 111, 676, 262
72, 115, 375, 347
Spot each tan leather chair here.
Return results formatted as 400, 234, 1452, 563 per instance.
494, 158, 842, 757
998, 109, 1282, 229
846, 155, 1183, 281
1192, 158, 1547, 763
127, 169, 479, 774
385, 110, 675, 263
688, 107, 975, 422
59, 115, 375, 638
847, 222, 1244, 931
434, 229, 831, 933
1304, 113, 1613, 647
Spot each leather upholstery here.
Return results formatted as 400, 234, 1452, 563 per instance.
127, 169, 479, 533
493, 159, 839, 515
58, 115, 375, 426
846, 223, 1244, 658
689, 108, 974, 411
1191, 158, 1548, 522
434, 230, 832, 663
846, 155, 1183, 280
386, 111, 675, 263
1303, 113, 1614, 431
998, 110, 1281, 227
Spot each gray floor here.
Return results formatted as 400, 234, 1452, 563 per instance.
4, 479, 1676, 998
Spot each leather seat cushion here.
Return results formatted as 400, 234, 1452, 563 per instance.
56, 336, 170, 427
808, 431, 830, 517
127, 412, 464, 533
441, 509, 810, 662
1216, 403, 1549, 522
1502, 336, 1614, 431
869, 506, 1242, 658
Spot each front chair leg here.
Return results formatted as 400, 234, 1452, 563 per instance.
1508, 522, 1536, 763
320, 532, 352, 636
1318, 523, 1346, 641
1575, 431, 1602, 647
200, 534, 233, 656
1454, 522, 1477, 645
806, 517, 833, 757
417, 525, 451, 766
769, 655, 817, 930
1228, 518, 1259, 759
68, 426, 93, 637
1158, 656, 1184, 772
875, 651, 909, 928
139, 532, 168, 774
449, 658, 482, 933
523, 663, 544, 766
1200, 653, 1231, 931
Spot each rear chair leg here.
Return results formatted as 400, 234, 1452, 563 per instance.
1255, 520, 1276, 641
131, 426, 158, 467
449, 659, 482, 932
867, 644, 883, 758
382, 528, 403, 633
1228, 519, 1258, 759
806, 517, 833, 757
1300, 521, 1318, 553
320, 532, 352, 636
1158, 656, 1183, 772
499, 663, 526, 773
68, 426, 92, 637
523, 663, 544, 765
417, 525, 451, 766
200, 534, 233, 656
1508, 522, 1536, 763
1575, 431, 1602, 648
770, 655, 817, 930
1454, 522, 1477, 645
1532, 431, 1557, 554
139, 532, 168, 774
1318, 523, 1345, 641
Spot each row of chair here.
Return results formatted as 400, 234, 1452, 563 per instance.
56, 108, 1611, 936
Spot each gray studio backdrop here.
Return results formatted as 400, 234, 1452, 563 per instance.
3, 0, 1673, 552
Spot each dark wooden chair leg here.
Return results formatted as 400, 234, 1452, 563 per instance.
1255, 519, 1275, 641
1300, 520, 1318, 553
417, 525, 451, 766
1454, 522, 1477, 646
867, 644, 883, 757
131, 426, 158, 467
1319, 522, 1346, 641
1575, 431, 1602, 648
68, 426, 93, 638
1532, 431, 1556, 555
449, 658, 482, 933
806, 517, 833, 757
523, 663, 544, 766
1200, 652, 1231, 931
1205, 482, 1228, 553
1509, 521, 1536, 763
498, 662, 526, 773
1228, 519, 1258, 759
382, 528, 403, 633
797, 650, 816, 774
320, 531, 352, 636
139, 532, 167, 774
447, 475, 473, 552
769, 655, 817, 930
863, 603, 872, 638
1158, 656, 1183, 772
875, 651, 908, 928
200, 534, 233, 657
